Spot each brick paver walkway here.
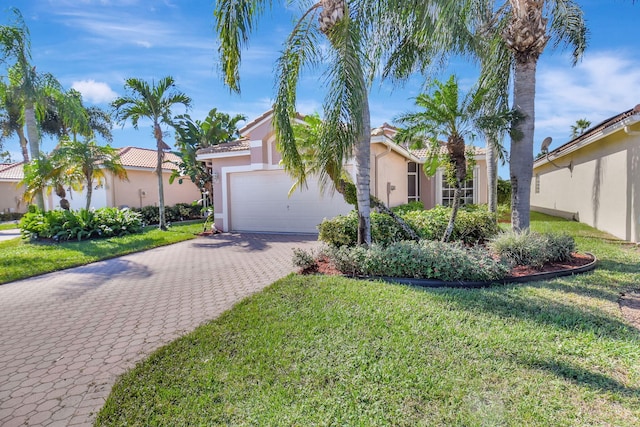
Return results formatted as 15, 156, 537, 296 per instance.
0, 233, 319, 426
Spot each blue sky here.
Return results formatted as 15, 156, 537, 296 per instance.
2, 0, 639, 178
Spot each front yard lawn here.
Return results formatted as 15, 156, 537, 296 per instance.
96, 214, 640, 426
0, 221, 203, 285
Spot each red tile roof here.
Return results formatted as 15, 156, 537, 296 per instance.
0, 162, 24, 180
118, 147, 181, 170
196, 138, 251, 155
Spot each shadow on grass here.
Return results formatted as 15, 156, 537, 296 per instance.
519, 357, 640, 397
426, 283, 639, 342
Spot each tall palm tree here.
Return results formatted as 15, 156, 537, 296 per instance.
215, 0, 374, 244
500, 0, 587, 230
1, 8, 66, 209
383, 0, 587, 231
112, 76, 191, 230
0, 80, 29, 162
53, 139, 127, 210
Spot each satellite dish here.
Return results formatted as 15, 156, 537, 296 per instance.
540, 136, 553, 154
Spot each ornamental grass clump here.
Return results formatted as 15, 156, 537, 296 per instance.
489, 230, 576, 268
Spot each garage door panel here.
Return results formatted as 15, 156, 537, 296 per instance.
230, 170, 351, 233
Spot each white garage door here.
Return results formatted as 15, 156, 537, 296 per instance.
229, 169, 352, 233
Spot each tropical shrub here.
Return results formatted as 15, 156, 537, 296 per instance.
292, 248, 317, 272
324, 241, 508, 281
132, 203, 202, 225
488, 230, 576, 268
318, 206, 499, 247
391, 201, 425, 215
19, 207, 142, 241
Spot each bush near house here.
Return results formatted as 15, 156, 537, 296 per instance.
488, 230, 576, 268
318, 205, 499, 247
131, 202, 202, 226
0, 212, 23, 222
19, 206, 143, 241
298, 230, 577, 281
322, 241, 509, 281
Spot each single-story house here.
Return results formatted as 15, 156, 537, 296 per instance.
0, 162, 25, 214
196, 110, 488, 233
0, 147, 201, 213
531, 104, 640, 243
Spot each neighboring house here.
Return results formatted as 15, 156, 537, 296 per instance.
0, 147, 201, 212
531, 104, 640, 243
0, 162, 25, 214
196, 110, 488, 233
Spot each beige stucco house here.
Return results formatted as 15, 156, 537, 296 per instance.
531, 104, 640, 243
0, 147, 200, 213
0, 162, 25, 214
196, 110, 488, 234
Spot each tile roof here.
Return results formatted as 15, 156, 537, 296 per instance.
543, 104, 640, 158
0, 162, 24, 180
118, 147, 181, 170
196, 138, 251, 155
409, 145, 486, 160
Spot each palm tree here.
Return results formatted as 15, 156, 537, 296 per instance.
0, 80, 29, 162
395, 76, 486, 242
570, 118, 591, 138
215, 0, 374, 244
500, 0, 587, 230
381, 0, 587, 231
19, 153, 78, 209
53, 139, 128, 210
1, 8, 66, 209
171, 108, 246, 206
112, 76, 191, 230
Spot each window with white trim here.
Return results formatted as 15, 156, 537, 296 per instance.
407, 162, 420, 202
437, 167, 477, 207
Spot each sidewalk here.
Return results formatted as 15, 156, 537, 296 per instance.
0, 233, 319, 426
0, 228, 20, 241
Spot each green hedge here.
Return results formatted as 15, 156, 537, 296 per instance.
318, 205, 499, 246
321, 241, 508, 281
0, 212, 23, 222
19, 207, 143, 241
130, 203, 202, 226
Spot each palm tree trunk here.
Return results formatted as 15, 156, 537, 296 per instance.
16, 127, 29, 163
85, 176, 94, 211
355, 90, 371, 246
442, 182, 461, 242
486, 138, 498, 214
510, 59, 536, 231
155, 123, 167, 230
25, 101, 45, 210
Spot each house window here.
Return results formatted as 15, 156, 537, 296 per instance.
408, 162, 420, 202
535, 173, 540, 194
437, 166, 477, 207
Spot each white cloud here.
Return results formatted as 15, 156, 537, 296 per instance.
536, 50, 640, 145
71, 79, 118, 104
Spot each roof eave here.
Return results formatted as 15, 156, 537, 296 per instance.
534, 114, 640, 168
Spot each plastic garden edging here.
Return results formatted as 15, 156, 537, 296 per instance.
355, 253, 597, 289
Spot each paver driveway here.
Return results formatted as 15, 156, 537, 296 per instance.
0, 233, 320, 426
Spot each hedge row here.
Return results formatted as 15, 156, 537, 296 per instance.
318, 205, 500, 246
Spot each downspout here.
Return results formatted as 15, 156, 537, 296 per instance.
624, 126, 640, 136
374, 146, 391, 199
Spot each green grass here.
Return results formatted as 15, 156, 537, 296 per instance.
0, 222, 19, 231
0, 221, 203, 284
96, 213, 640, 426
